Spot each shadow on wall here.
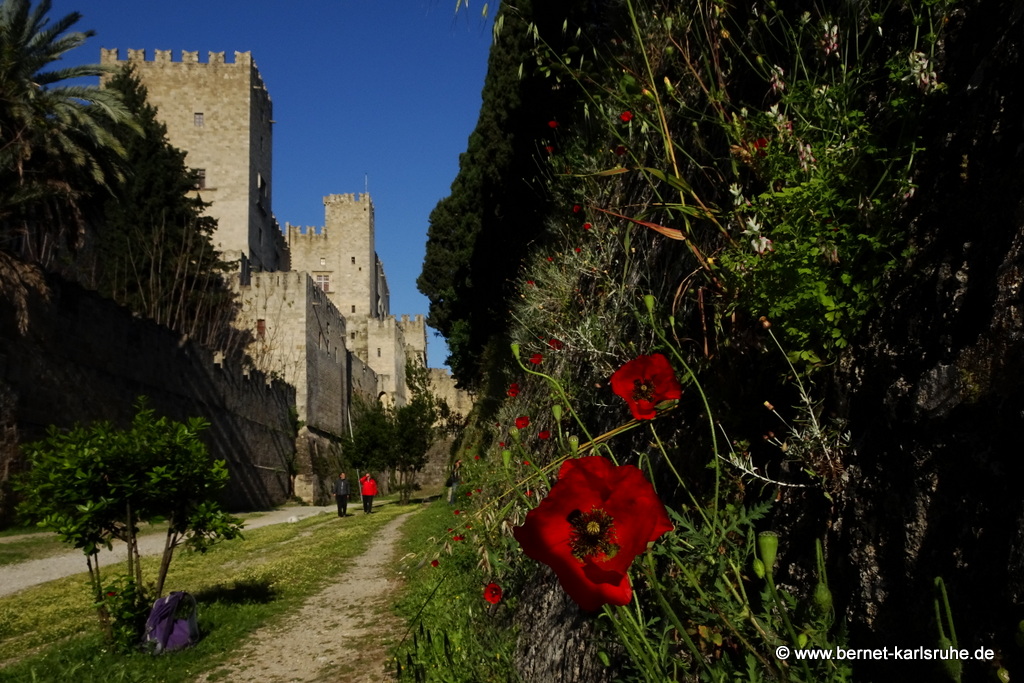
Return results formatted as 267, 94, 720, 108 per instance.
0, 259, 296, 522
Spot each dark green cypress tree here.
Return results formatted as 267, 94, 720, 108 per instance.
419, 0, 623, 386
91, 66, 243, 351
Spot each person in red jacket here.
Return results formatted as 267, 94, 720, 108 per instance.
359, 473, 378, 514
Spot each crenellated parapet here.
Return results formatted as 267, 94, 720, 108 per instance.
99, 48, 268, 96
285, 222, 329, 243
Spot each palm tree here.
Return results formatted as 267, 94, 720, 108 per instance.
0, 0, 136, 266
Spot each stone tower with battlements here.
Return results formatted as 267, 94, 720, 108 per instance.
287, 194, 427, 405
100, 49, 285, 271
286, 193, 389, 320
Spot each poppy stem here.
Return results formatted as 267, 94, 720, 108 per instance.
510, 344, 598, 448
645, 298, 723, 527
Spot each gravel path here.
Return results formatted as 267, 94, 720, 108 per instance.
194, 511, 413, 683
0, 504, 337, 598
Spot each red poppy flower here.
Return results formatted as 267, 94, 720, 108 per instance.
529, 353, 543, 365
508, 383, 521, 397
614, 145, 626, 156
474, 455, 480, 460
499, 441, 506, 448
513, 456, 673, 612
484, 582, 503, 604
452, 535, 465, 541
619, 110, 634, 122
548, 120, 559, 129
539, 430, 551, 440
548, 338, 564, 350
545, 145, 555, 154
523, 461, 531, 466
516, 415, 530, 429
575, 247, 582, 253
431, 559, 439, 567
454, 509, 461, 515
583, 222, 592, 230
609, 353, 683, 420
527, 280, 535, 286
547, 256, 554, 262
573, 204, 582, 213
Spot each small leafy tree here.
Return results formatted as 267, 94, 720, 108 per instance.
342, 395, 394, 476
16, 397, 243, 650
343, 363, 457, 504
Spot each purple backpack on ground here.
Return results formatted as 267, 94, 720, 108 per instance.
143, 591, 199, 654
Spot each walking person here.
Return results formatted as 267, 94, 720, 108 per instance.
333, 472, 350, 517
447, 459, 462, 505
359, 472, 378, 514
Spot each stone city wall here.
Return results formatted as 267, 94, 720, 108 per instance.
0, 261, 296, 522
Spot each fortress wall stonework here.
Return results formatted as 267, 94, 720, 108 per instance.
321, 194, 377, 319
87, 48, 438, 504
100, 49, 277, 271
365, 317, 407, 406
0, 262, 296, 519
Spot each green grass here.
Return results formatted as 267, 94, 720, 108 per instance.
388, 498, 519, 682
0, 497, 417, 682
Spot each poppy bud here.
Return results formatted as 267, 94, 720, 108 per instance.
502, 449, 512, 468
937, 636, 962, 680
752, 557, 765, 579
511, 343, 521, 359
797, 633, 808, 649
644, 294, 656, 314
997, 668, 1010, 683
552, 404, 563, 421
813, 582, 833, 613
757, 531, 779, 572
568, 435, 579, 454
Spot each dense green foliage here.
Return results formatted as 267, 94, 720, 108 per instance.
418, 0, 622, 386
0, 0, 135, 266
16, 398, 243, 650
412, 0, 962, 680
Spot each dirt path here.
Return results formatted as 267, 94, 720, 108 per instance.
195, 511, 414, 683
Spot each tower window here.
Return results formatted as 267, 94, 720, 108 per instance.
351, 257, 356, 265
194, 112, 204, 127
320, 257, 326, 266
351, 305, 356, 313
377, 348, 382, 357
256, 319, 266, 339
315, 274, 330, 292
194, 169, 206, 190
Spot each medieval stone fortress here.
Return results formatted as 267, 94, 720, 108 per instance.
97, 48, 470, 500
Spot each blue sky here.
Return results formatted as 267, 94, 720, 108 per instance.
47, 0, 495, 368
